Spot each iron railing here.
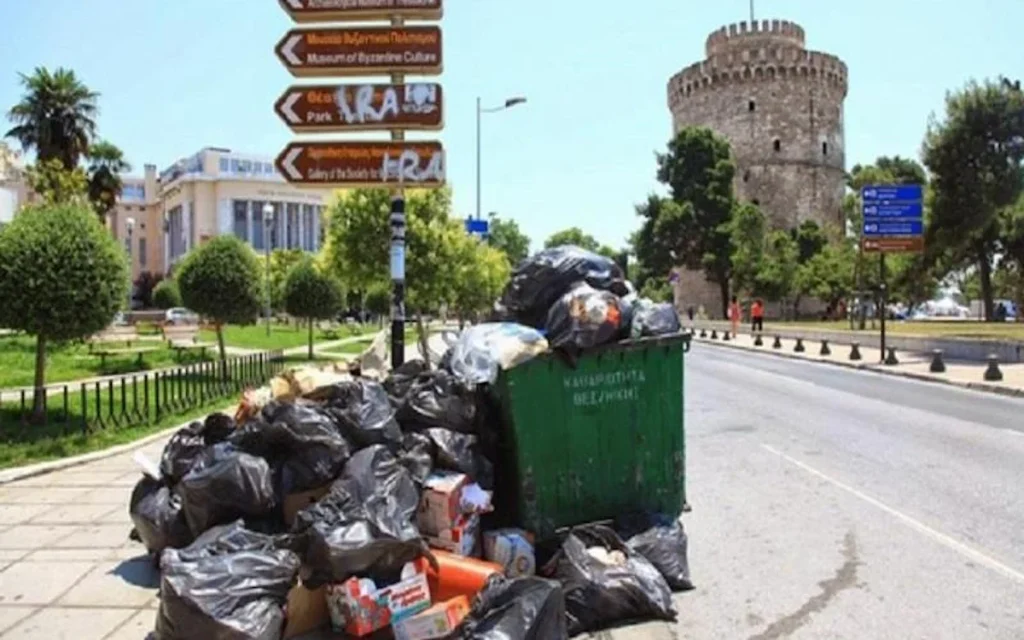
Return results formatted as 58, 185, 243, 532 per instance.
0, 350, 285, 436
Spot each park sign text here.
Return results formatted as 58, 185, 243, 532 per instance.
860, 184, 924, 254
276, 26, 442, 78
278, 0, 442, 23
275, 83, 442, 132
275, 141, 445, 188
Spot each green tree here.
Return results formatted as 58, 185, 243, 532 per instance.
486, 213, 531, 267
646, 126, 737, 316
284, 257, 345, 359
796, 242, 857, 316
24, 158, 89, 206
638, 278, 674, 303
922, 78, 1024, 320
364, 281, 391, 326
176, 235, 262, 363
5, 67, 98, 169
451, 234, 511, 323
728, 202, 767, 297
268, 248, 307, 313
0, 202, 127, 417
758, 231, 800, 309
86, 140, 131, 221
152, 278, 182, 310
543, 226, 617, 258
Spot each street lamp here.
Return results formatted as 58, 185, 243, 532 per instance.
263, 203, 274, 336
125, 217, 136, 312
476, 96, 527, 222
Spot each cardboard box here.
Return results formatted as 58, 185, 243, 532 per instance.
283, 583, 328, 639
326, 558, 432, 637
392, 596, 471, 640
425, 513, 479, 557
417, 470, 469, 535
283, 484, 332, 527
483, 528, 536, 578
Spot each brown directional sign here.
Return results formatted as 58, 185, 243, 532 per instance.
862, 237, 925, 253
276, 26, 442, 78
278, 0, 443, 23
274, 83, 443, 133
275, 141, 445, 188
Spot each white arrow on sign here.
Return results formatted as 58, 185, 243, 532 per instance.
281, 34, 303, 66
280, 147, 303, 180
280, 92, 302, 124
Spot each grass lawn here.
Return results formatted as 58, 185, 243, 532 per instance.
318, 329, 427, 357
0, 333, 211, 390
199, 322, 374, 351
772, 320, 1024, 341
0, 353, 285, 469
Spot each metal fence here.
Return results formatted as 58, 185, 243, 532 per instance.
0, 350, 286, 435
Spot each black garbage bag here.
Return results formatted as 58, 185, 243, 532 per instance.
396, 370, 478, 433
454, 575, 568, 640
156, 520, 300, 640
501, 245, 626, 329
314, 380, 404, 448
545, 283, 625, 352
423, 427, 494, 490
399, 431, 434, 485
383, 359, 430, 404
178, 444, 277, 536
615, 513, 693, 592
160, 423, 207, 485
128, 476, 193, 555
229, 401, 353, 495
202, 413, 237, 445
629, 299, 682, 339
291, 445, 431, 587
542, 524, 676, 635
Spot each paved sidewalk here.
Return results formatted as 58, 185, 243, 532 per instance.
697, 330, 1024, 396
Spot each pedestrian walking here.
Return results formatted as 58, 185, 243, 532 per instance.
728, 295, 741, 336
686, 305, 695, 328
751, 298, 764, 333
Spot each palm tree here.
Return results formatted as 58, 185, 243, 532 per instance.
86, 140, 131, 219
5, 67, 99, 169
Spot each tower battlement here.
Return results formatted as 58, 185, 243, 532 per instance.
705, 20, 806, 56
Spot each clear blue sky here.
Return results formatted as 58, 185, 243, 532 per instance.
1, 0, 1020, 251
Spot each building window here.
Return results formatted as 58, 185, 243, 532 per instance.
251, 201, 266, 250
748, 100, 755, 112
302, 205, 316, 251
773, 139, 781, 152
187, 202, 195, 249
233, 200, 249, 242
139, 238, 147, 267
168, 205, 185, 261
268, 203, 282, 250
286, 203, 300, 249
219, 158, 229, 173
743, 171, 751, 182
822, 142, 828, 155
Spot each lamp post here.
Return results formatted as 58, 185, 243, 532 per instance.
125, 217, 136, 312
263, 203, 274, 337
476, 96, 527, 222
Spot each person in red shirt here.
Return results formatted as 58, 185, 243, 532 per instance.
751, 298, 765, 333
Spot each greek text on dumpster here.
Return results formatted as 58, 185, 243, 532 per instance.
564, 369, 647, 407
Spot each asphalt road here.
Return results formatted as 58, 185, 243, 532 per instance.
647, 344, 1024, 639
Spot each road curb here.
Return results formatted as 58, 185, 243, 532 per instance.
0, 404, 237, 486
694, 338, 1024, 400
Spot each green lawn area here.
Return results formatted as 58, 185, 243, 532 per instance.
199, 322, 374, 351
772, 320, 1024, 341
0, 334, 211, 390
0, 352, 286, 469
318, 329, 426, 357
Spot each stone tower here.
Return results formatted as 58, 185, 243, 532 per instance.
665, 19, 848, 316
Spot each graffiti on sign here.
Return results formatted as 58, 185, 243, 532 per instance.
275, 83, 442, 132
275, 142, 445, 188
278, 0, 443, 23
276, 26, 443, 77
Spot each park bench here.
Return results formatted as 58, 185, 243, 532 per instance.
87, 326, 158, 368
162, 324, 214, 360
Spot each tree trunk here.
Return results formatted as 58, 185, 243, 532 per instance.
215, 323, 228, 379
978, 250, 995, 322
308, 319, 314, 360
416, 314, 430, 368
718, 280, 730, 320
31, 334, 47, 422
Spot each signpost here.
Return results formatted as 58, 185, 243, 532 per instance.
465, 217, 489, 237
861, 184, 925, 362
275, 1, 445, 369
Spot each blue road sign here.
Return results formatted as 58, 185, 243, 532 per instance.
861, 184, 923, 203
863, 220, 923, 236
465, 218, 489, 235
862, 202, 923, 219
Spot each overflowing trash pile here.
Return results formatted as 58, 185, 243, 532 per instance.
128, 245, 692, 639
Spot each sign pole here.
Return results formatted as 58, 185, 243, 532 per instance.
390, 14, 406, 370
879, 253, 887, 362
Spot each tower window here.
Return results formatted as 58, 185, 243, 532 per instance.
748, 100, 756, 112
752, 199, 761, 206
773, 139, 781, 152
743, 171, 751, 182
822, 142, 828, 155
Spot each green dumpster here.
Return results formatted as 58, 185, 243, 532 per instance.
494, 333, 690, 540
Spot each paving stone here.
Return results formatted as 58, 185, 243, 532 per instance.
23, 548, 115, 562
1, 606, 135, 639
2, 488, 90, 505
30, 504, 122, 526
0, 606, 38, 635
102, 609, 157, 640
0, 525, 77, 550
75, 487, 132, 505
49, 471, 132, 487
0, 504, 52, 525
58, 559, 158, 608
51, 525, 134, 549
0, 561, 95, 605
96, 505, 133, 525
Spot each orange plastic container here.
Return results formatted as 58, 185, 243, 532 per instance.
425, 550, 502, 602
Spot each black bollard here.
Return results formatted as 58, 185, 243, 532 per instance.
885, 346, 899, 366
929, 349, 946, 373
710, 329, 718, 339
794, 337, 805, 353
820, 339, 831, 356
754, 333, 764, 347
699, 328, 707, 338
984, 354, 1003, 381
849, 342, 862, 361
772, 335, 782, 349
723, 330, 731, 341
